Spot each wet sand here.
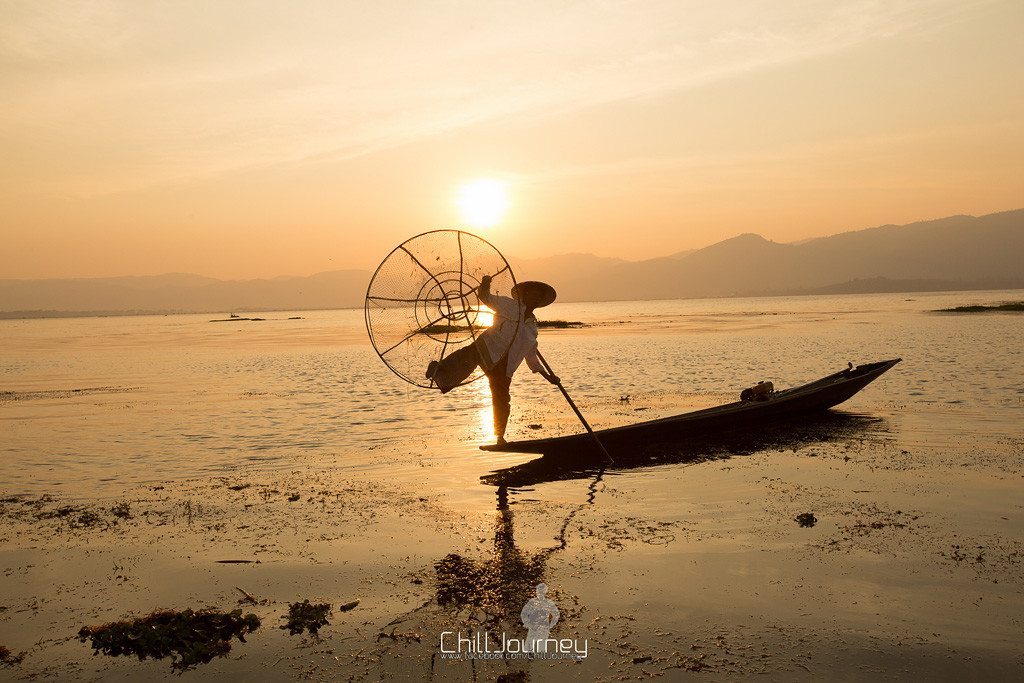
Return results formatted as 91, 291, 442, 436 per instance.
2, 408, 1022, 680
2, 292, 1023, 680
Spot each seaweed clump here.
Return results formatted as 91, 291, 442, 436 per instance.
496, 672, 529, 683
281, 601, 331, 636
36, 504, 106, 528
0, 645, 25, 666
77, 608, 260, 671
795, 512, 818, 528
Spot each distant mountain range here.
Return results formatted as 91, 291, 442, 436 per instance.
1, 209, 1021, 318
513, 209, 1023, 302
0, 270, 370, 318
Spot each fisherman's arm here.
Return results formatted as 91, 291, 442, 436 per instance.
477, 274, 496, 307
478, 275, 521, 322
525, 347, 559, 385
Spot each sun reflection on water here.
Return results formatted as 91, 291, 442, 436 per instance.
473, 306, 494, 328
470, 377, 496, 442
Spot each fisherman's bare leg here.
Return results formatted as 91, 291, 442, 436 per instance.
486, 362, 512, 442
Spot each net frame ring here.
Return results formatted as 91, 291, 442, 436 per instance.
364, 229, 519, 389
414, 270, 483, 344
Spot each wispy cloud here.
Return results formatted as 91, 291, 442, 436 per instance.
0, 0, 993, 196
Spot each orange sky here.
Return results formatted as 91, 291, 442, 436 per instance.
2, 0, 1022, 279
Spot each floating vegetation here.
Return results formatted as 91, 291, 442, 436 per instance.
72, 510, 103, 528
281, 601, 331, 636
0, 645, 24, 666
587, 518, 680, 550
819, 505, 921, 551
795, 512, 818, 528
35, 505, 106, 528
947, 544, 986, 564
377, 629, 421, 643
537, 320, 586, 329
78, 608, 260, 671
0, 496, 124, 531
934, 302, 1024, 313
209, 317, 265, 322
845, 518, 907, 535
419, 320, 587, 335
419, 324, 466, 335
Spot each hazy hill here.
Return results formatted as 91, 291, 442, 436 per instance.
0, 270, 368, 316
518, 210, 1023, 301
1, 209, 1021, 316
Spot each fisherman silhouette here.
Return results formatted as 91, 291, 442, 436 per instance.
426, 276, 559, 444
520, 583, 559, 653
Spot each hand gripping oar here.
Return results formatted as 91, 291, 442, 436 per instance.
535, 350, 614, 464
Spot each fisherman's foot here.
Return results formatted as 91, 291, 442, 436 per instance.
495, 436, 507, 445
425, 360, 439, 380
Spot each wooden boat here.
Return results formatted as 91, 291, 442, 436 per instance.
480, 359, 901, 457
481, 411, 887, 488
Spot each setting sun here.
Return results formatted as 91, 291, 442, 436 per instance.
456, 179, 509, 229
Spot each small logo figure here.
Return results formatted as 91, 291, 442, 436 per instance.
520, 583, 560, 653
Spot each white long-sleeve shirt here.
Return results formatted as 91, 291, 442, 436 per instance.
476, 289, 544, 378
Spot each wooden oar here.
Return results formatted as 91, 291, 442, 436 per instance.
535, 350, 614, 464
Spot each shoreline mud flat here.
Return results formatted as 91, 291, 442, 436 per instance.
1, 420, 1022, 681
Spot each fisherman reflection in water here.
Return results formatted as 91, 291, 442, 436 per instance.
426, 275, 560, 444
434, 486, 549, 620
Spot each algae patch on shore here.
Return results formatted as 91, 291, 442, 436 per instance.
78, 608, 260, 671
0, 645, 25, 666
795, 512, 818, 528
281, 600, 332, 636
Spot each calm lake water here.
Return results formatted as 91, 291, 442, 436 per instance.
1, 290, 1021, 497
